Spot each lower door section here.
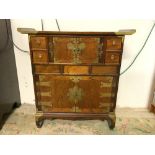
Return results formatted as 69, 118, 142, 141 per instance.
35, 75, 117, 113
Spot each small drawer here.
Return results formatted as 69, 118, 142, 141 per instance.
105, 53, 121, 65
92, 66, 118, 74
105, 37, 122, 50
30, 37, 48, 49
35, 65, 60, 74
32, 51, 48, 63
64, 66, 89, 74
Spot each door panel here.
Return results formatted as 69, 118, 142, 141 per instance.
77, 76, 115, 113
35, 75, 116, 113
52, 37, 101, 64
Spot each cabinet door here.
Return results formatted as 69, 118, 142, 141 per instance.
50, 37, 102, 64
35, 75, 116, 113
36, 75, 75, 112
76, 76, 116, 113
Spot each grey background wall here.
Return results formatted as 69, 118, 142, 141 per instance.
0, 19, 20, 104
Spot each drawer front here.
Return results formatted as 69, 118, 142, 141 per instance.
64, 66, 89, 74
32, 51, 48, 63
105, 37, 123, 51
35, 75, 116, 113
35, 65, 60, 74
92, 66, 119, 75
105, 53, 121, 65
34, 65, 119, 75
51, 37, 102, 64
30, 37, 48, 50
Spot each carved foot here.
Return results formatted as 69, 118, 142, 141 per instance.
36, 120, 44, 128
107, 112, 116, 130
107, 118, 115, 129
35, 112, 44, 128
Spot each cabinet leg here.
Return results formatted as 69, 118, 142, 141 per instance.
107, 112, 116, 130
36, 119, 44, 128
35, 112, 44, 128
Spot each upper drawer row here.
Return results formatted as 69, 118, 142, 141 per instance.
29, 36, 124, 64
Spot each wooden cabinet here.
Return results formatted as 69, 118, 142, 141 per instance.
18, 28, 135, 129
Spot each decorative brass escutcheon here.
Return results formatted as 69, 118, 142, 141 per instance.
70, 76, 82, 83
67, 38, 85, 63
67, 85, 84, 104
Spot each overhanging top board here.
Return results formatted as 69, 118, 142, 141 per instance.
17, 28, 136, 36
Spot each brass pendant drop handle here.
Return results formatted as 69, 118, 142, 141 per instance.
112, 40, 116, 45
36, 39, 41, 45
111, 54, 115, 60
73, 47, 80, 52
38, 53, 42, 58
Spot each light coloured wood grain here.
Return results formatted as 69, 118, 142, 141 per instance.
17, 28, 136, 35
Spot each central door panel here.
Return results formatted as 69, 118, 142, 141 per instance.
51, 37, 101, 64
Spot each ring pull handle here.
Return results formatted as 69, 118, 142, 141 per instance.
112, 40, 116, 45
36, 39, 41, 45
111, 54, 115, 60
38, 53, 42, 58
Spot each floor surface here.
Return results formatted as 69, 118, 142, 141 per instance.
0, 104, 155, 135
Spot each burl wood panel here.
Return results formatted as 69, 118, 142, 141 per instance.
35, 75, 115, 113
64, 66, 89, 74
32, 51, 48, 63
35, 65, 60, 74
30, 36, 48, 50
92, 66, 118, 74
105, 53, 121, 65
52, 37, 100, 63
36, 76, 75, 112
105, 37, 123, 51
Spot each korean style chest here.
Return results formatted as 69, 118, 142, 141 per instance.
18, 28, 135, 129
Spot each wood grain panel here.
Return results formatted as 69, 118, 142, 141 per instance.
36, 85, 51, 92
30, 36, 48, 50
92, 66, 118, 74
105, 37, 123, 51
53, 37, 100, 63
32, 51, 48, 63
105, 53, 121, 65
76, 76, 115, 113
35, 75, 116, 113
36, 76, 75, 112
35, 65, 60, 73
64, 66, 89, 74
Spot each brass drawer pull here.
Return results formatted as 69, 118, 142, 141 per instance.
38, 53, 42, 58
36, 40, 41, 45
111, 54, 115, 60
112, 40, 116, 45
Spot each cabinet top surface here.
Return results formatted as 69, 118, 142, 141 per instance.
17, 28, 136, 36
